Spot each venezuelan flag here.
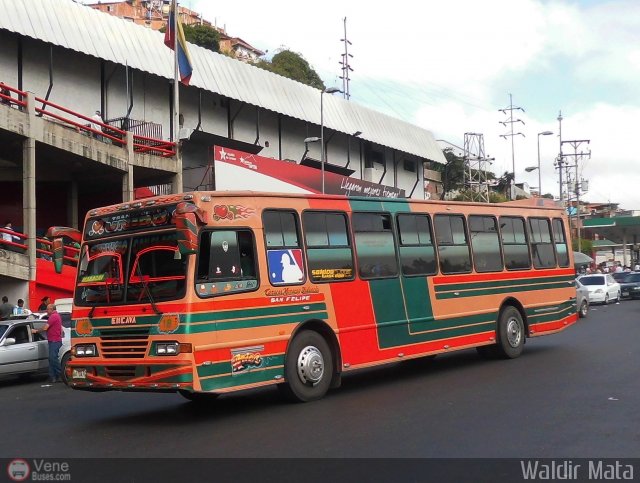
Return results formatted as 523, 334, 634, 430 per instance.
164, 2, 193, 85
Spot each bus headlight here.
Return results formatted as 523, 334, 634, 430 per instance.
73, 344, 98, 357
155, 342, 192, 355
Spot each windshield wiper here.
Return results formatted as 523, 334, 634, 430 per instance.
136, 264, 162, 316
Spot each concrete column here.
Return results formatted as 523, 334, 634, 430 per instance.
23, 137, 36, 282
172, 142, 183, 194
122, 164, 134, 202
122, 131, 135, 202
623, 231, 628, 267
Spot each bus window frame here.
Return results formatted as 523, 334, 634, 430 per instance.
395, 212, 438, 278
528, 216, 558, 270
551, 217, 570, 268
468, 214, 504, 274
433, 213, 473, 275
194, 227, 260, 298
352, 211, 400, 280
301, 209, 355, 284
499, 215, 532, 271
262, 209, 306, 287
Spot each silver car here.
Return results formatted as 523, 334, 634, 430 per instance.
0, 315, 71, 382
575, 279, 589, 318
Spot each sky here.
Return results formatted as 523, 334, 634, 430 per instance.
190, 0, 638, 208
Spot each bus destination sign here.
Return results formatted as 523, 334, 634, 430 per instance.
84, 204, 177, 240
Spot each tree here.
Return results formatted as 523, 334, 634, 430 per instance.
255, 50, 325, 90
160, 24, 220, 52
572, 237, 593, 256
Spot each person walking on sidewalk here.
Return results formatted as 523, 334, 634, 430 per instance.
31, 304, 63, 383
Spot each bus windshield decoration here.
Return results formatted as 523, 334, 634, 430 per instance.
62, 191, 579, 404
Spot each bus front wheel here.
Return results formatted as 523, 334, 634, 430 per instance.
497, 306, 525, 359
280, 330, 333, 403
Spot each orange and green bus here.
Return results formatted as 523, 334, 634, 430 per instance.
56, 192, 577, 402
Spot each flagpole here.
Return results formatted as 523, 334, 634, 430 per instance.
171, 0, 183, 193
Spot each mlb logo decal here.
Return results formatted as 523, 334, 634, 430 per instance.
267, 249, 304, 284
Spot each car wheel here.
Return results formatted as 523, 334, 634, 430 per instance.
60, 353, 71, 386
496, 306, 525, 359
279, 330, 333, 402
579, 300, 588, 318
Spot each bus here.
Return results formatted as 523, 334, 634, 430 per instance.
52, 192, 577, 402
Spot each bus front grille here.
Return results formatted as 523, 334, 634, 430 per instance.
99, 328, 149, 359
105, 366, 137, 380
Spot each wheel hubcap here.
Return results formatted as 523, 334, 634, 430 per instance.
506, 317, 522, 348
296, 345, 324, 386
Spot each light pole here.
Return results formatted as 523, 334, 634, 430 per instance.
320, 87, 342, 194
537, 130, 553, 196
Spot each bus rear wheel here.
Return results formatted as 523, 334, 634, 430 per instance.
496, 306, 525, 359
280, 330, 333, 403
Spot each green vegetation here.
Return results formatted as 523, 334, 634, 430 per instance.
572, 237, 593, 255
255, 50, 325, 90
160, 24, 220, 52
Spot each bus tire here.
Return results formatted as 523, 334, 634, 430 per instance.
496, 306, 525, 359
280, 330, 333, 403
178, 390, 219, 403
61, 352, 71, 386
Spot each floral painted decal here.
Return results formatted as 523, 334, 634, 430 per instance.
212, 204, 256, 221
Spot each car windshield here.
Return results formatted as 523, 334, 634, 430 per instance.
612, 272, 627, 282
579, 275, 605, 286
623, 273, 640, 283
0, 324, 7, 338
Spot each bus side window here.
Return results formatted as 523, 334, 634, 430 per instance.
500, 216, 531, 270
552, 218, 570, 268
396, 213, 437, 276
469, 215, 503, 273
528, 217, 557, 269
197, 230, 257, 282
434, 214, 472, 274
263, 210, 305, 285
352, 212, 398, 279
303, 211, 354, 283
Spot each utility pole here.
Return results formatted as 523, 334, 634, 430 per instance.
555, 111, 564, 202
499, 93, 525, 199
560, 139, 590, 252
339, 17, 353, 100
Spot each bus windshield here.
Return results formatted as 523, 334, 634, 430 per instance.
75, 232, 186, 306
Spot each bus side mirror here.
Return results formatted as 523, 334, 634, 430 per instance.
52, 238, 65, 274
174, 202, 207, 257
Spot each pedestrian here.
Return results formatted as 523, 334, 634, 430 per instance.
2, 221, 20, 245
31, 304, 63, 383
38, 296, 50, 311
12, 298, 32, 316
0, 295, 14, 320
90, 110, 104, 140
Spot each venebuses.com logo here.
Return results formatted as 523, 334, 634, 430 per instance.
7, 459, 30, 482
7, 458, 71, 481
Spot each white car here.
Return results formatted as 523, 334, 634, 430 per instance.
577, 274, 621, 305
1, 312, 72, 383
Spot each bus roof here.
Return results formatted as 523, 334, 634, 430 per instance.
86, 191, 565, 219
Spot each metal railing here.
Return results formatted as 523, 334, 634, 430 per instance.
1, 82, 176, 157
0, 227, 78, 267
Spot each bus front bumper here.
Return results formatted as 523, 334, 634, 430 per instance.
66, 359, 194, 391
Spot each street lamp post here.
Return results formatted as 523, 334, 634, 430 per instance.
320, 87, 342, 194
537, 131, 553, 196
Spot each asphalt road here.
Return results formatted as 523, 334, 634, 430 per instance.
1, 299, 639, 459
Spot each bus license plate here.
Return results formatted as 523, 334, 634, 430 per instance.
72, 368, 87, 379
